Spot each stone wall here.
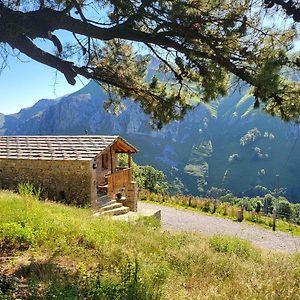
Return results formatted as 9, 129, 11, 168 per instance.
0, 158, 94, 206
124, 181, 138, 212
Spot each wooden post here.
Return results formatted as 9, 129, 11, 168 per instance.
128, 152, 131, 168
272, 211, 276, 231
237, 207, 244, 222
212, 200, 217, 214
110, 148, 114, 173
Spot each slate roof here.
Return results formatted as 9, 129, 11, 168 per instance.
0, 136, 138, 161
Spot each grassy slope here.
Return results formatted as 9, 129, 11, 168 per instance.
0, 191, 300, 299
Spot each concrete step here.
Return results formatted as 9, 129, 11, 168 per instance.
102, 206, 130, 216
101, 202, 123, 212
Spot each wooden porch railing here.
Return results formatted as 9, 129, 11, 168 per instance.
107, 168, 132, 197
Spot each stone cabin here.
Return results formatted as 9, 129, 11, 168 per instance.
0, 136, 138, 211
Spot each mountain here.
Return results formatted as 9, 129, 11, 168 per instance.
1, 81, 300, 202
0, 113, 4, 135
2, 98, 61, 135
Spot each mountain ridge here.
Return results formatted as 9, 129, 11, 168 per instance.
1, 80, 300, 202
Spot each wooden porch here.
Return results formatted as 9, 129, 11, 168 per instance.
96, 167, 137, 214
94, 137, 138, 214
106, 168, 132, 198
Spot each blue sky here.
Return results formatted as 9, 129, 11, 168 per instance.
0, 53, 88, 115
0, 8, 103, 115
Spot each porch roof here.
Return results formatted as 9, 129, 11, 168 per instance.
0, 135, 138, 161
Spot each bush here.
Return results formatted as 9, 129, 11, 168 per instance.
134, 166, 169, 195
0, 222, 36, 253
209, 235, 260, 260
262, 194, 275, 214
276, 201, 293, 221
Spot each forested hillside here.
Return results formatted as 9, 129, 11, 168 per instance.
1, 81, 300, 201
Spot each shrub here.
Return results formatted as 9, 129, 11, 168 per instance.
17, 182, 42, 200
209, 235, 260, 260
134, 166, 169, 195
276, 201, 293, 221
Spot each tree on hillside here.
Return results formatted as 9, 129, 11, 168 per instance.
1, 0, 300, 127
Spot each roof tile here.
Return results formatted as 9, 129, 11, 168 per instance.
0, 135, 137, 161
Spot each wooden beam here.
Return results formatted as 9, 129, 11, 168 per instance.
128, 152, 131, 168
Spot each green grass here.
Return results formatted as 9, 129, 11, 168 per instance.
209, 236, 261, 260
141, 192, 300, 236
0, 190, 300, 299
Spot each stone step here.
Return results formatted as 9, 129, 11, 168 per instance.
99, 184, 108, 188
101, 202, 123, 212
95, 199, 116, 208
97, 185, 108, 195
102, 206, 130, 216
97, 194, 113, 204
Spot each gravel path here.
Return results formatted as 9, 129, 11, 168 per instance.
138, 202, 300, 253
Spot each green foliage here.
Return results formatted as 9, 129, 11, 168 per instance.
0, 222, 36, 254
3, 0, 300, 128
133, 165, 169, 195
275, 200, 293, 221
118, 154, 169, 194
209, 235, 261, 260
